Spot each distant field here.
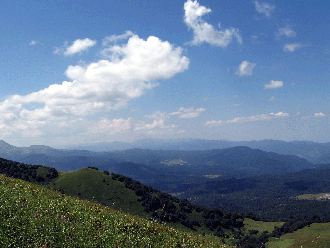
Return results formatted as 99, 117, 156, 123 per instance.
243, 218, 284, 233
266, 223, 330, 248
295, 193, 330, 201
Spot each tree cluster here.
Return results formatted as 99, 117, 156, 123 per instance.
0, 157, 58, 184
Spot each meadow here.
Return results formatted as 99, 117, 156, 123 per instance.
0, 174, 229, 248
266, 223, 330, 248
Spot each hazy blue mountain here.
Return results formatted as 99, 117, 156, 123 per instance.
108, 146, 314, 178
0, 140, 317, 179
65, 138, 330, 164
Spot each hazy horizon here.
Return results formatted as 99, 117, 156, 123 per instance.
1, 137, 329, 150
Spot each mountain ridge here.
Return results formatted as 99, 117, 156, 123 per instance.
59, 138, 330, 164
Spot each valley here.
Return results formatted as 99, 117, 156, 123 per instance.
1, 139, 330, 247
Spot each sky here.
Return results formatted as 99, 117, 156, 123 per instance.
1, 0, 330, 147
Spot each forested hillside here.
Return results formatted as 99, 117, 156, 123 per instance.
2, 155, 330, 247
168, 167, 330, 221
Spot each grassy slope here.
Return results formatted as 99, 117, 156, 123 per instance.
46, 168, 235, 242
243, 219, 284, 233
47, 168, 148, 218
266, 223, 330, 248
0, 174, 229, 248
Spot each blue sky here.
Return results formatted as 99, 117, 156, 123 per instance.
1, 0, 330, 147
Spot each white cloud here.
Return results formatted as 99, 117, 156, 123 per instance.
253, 1, 275, 18
302, 112, 327, 119
90, 113, 187, 136
169, 107, 206, 118
29, 40, 38, 46
0, 33, 189, 138
64, 38, 97, 56
184, 0, 242, 47
264, 80, 283, 89
146, 107, 206, 120
314, 112, 326, 118
276, 26, 296, 39
92, 118, 132, 134
135, 119, 167, 131
268, 96, 275, 102
236, 60, 256, 76
134, 119, 184, 134
103, 31, 134, 45
205, 112, 290, 127
283, 43, 303, 52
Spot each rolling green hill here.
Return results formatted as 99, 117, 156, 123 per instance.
47, 167, 150, 218
46, 167, 244, 244
0, 174, 229, 248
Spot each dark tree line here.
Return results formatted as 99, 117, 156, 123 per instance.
0, 157, 58, 184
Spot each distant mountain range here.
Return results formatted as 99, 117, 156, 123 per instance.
63, 138, 330, 164
0, 140, 318, 180
108, 146, 314, 178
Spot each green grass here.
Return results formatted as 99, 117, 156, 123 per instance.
47, 168, 148, 218
46, 168, 239, 239
243, 218, 284, 233
266, 223, 330, 248
0, 174, 230, 247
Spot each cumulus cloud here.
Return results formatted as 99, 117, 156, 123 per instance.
89, 116, 182, 135
264, 80, 283, 89
314, 112, 326, 118
184, 0, 242, 47
253, 1, 275, 18
135, 119, 171, 131
0, 33, 189, 138
54, 38, 97, 56
276, 25, 296, 39
236, 60, 256, 76
205, 112, 289, 127
91, 118, 132, 134
283, 43, 303, 52
64, 38, 97, 56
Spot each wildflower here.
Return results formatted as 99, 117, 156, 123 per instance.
35, 213, 40, 218
21, 205, 24, 208
183, 244, 188, 247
